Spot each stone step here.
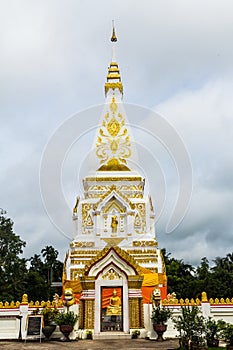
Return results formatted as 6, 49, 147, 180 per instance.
93, 332, 131, 340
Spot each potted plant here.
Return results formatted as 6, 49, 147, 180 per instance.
222, 323, 233, 350
55, 310, 79, 341
173, 305, 200, 350
40, 306, 59, 340
86, 330, 93, 339
205, 317, 226, 347
151, 305, 172, 341
131, 329, 140, 339
191, 314, 207, 350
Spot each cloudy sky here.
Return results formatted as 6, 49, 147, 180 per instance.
1, 0, 233, 266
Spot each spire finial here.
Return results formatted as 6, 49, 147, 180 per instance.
111, 20, 117, 42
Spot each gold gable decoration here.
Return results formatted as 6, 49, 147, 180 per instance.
83, 246, 142, 276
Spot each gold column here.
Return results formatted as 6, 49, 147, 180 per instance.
129, 298, 140, 328
129, 297, 144, 328
139, 298, 144, 328
84, 299, 95, 329
79, 300, 84, 329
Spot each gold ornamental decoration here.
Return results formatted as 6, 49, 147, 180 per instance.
96, 97, 131, 171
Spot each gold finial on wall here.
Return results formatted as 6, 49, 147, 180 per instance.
201, 291, 208, 302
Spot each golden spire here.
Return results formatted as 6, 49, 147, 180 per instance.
97, 24, 131, 171
111, 21, 117, 42
105, 22, 123, 97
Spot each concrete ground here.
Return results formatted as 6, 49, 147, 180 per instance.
0, 338, 179, 350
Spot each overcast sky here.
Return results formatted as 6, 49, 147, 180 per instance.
1, 0, 233, 266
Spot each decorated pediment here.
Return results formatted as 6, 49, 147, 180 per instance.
102, 195, 126, 214
95, 187, 134, 212
84, 246, 142, 277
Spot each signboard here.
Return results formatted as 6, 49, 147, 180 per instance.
26, 315, 43, 341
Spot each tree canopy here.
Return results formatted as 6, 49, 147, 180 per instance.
0, 212, 63, 302
163, 248, 233, 299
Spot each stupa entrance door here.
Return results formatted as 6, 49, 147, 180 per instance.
94, 270, 130, 335
101, 287, 123, 332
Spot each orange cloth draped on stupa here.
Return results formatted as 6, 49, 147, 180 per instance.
140, 266, 167, 303
63, 279, 82, 304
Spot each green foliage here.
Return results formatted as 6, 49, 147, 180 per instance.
174, 307, 228, 347
222, 324, 233, 345
162, 249, 196, 299
40, 306, 60, 326
27, 247, 63, 300
173, 305, 200, 341
0, 212, 63, 302
173, 305, 207, 346
131, 329, 140, 338
0, 213, 27, 301
151, 305, 172, 324
162, 249, 233, 299
205, 318, 226, 344
55, 311, 79, 326
192, 314, 206, 346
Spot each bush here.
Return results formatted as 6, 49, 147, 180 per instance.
55, 311, 78, 326
151, 305, 172, 325
40, 306, 59, 326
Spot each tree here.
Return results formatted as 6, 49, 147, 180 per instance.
0, 212, 27, 301
29, 254, 44, 272
210, 255, 233, 298
41, 245, 58, 284
162, 249, 196, 299
41, 245, 61, 299
27, 248, 63, 300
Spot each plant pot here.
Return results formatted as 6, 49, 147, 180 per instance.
207, 339, 219, 347
153, 324, 167, 341
192, 346, 208, 350
179, 338, 192, 350
132, 334, 138, 339
59, 324, 74, 341
42, 324, 56, 340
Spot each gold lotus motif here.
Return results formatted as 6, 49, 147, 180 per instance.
110, 140, 119, 153
107, 117, 120, 137
110, 97, 118, 114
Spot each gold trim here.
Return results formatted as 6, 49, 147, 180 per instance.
101, 237, 124, 247
133, 240, 158, 247
105, 82, 123, 95
128, 275, 143, 289
80, 276, 95, 290
84, 176, 143, 182
93, 185, 135, 210
71, 241, 95, 248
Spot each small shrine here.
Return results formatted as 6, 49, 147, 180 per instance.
63, 26, 167, 338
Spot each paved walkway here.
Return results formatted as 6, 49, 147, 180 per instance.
0, 339, 179, 350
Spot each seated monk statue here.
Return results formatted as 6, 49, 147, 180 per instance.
106, 289, 121, 316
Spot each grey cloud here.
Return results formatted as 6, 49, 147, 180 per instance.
1, 0, 233, 264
